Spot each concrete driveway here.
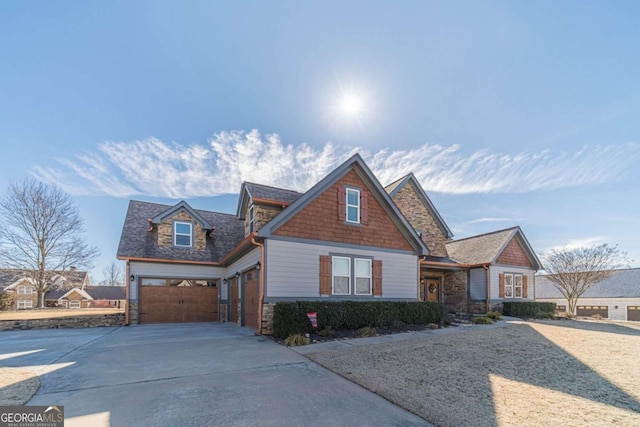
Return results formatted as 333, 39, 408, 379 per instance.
0, 323, 428, 426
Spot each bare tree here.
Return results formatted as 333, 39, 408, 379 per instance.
0, 179, 99, 307
542, 243, 630, 314
101, 261, 124, 286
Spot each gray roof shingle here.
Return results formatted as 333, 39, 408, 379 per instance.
243, 182, 302, 204
536, 268, 640, 299
117, 200, 245, 263
446, 227, 517, 265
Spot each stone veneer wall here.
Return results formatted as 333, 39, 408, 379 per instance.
261, 303, 275, 335
468, 301, 504, 314
391, 182, 449, 257
443, 271, 468, 313
157, 211, 206, 250
219, 303, 227, 322
128, 301, 138, 324
0, 313, 125, 331
246, 204, 283, 236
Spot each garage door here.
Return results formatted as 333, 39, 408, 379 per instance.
628, 306, 640, 321
139, 278, 218, 324
576, 305, 608, 318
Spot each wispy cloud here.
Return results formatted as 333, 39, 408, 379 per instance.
548, 237, 608, 252
463, 217, 518, 225
31, 130, 640, 198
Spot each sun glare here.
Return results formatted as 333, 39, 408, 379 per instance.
339, 93, 364, 116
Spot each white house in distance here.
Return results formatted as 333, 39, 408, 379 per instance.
535, 268, 640, 321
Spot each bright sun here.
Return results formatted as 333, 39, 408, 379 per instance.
339, 93, 364, 116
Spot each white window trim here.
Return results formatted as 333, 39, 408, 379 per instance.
17, 300, 33, 309
354, 258, 372, 295
332, 256, 351, 295
504, 273, 523, 299
249, 205, 255, 233
18, 285, 33, 295
345, 188, 361, 224
69, 300, 81, 309
174, 221, 193, 247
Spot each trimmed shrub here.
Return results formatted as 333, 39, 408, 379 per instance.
272, 301, 443, 338
358, 326, 377, 337
487, 311, 503, 321
473, 316, 493, 324
502, 301, 556, 318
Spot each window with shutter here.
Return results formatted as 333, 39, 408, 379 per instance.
499, 273, 505, 298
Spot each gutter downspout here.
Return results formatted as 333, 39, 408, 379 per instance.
251, 237, 265, 335
483, 264, 490, 313
125, 260, 130, 326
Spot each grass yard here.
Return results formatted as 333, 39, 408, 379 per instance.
307, 320, 640, 427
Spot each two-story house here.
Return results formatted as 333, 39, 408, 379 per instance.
117, 153, 540, 332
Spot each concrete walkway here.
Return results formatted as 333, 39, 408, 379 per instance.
291, 317, 521, 355
0, 323, 429, 426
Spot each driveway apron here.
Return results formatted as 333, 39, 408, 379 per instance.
0, 323, 429, 426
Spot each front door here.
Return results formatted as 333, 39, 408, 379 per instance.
426, 279, 439, 302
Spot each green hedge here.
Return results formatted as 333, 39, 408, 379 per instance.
273, 301, 443, 338
502, 301, 556, 318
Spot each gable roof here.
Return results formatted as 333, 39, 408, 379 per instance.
446, 226, 542, 269
58, 287, 93, 300
151, 200, 212, 229
236, 182, 303, 219
536, 268, 640, 299
256, 154, 429, 255
385, 173, 453, 238
117, 200, 244, 263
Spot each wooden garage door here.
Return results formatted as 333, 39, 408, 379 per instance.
139, 279, 218, 324
576, 305, 608, 318
627, 306, 640, 321
243, 270, 259, 330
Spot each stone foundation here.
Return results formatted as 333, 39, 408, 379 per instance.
0, 313, 125, 331
128, 301, 138, 325
468, 301, 504, 314
261, 303, 275, 335
219, 303, 227, 322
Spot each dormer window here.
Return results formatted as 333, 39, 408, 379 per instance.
249, 205, 255, 233
174, 221, 193, 247
346, 188, 360, 223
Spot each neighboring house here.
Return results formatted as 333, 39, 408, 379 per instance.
535, 268, 640, 321
0, 269, 89, 310
45, 286, 126, 309
117, 153, 540, 332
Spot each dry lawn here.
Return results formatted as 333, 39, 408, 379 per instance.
307, 320, 640, 427
0, 308, 123, 320
0, 367, 40, 405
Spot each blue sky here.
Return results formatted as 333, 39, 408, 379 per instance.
1, 1, 639, 281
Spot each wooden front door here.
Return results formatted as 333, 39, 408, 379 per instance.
426, 279, 440, 302
243, 270, 259, 330
139, 280, 218, 324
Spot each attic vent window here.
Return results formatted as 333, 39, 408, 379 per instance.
174, 221, 193, 247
